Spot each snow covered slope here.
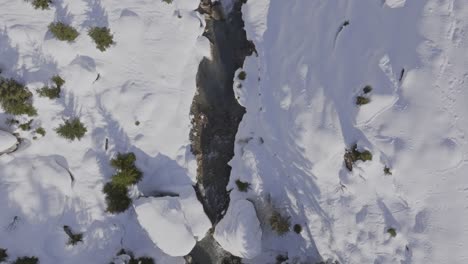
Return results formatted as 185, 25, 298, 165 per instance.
0, 0, 209, 262
226, 0, 468, 263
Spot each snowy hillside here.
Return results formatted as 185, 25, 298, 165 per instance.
226, 0, 468, 263
1, 0, 467, 263
0, 0, 209, 263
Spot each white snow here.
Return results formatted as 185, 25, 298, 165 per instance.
0, 156, 72, 221
1, 0, 467, 262
385, 0, 406, 9
232, 0, 468, 263
214, 200, 262, 259
0, 0, 209, 262
134, 197, 196, 257
0, 130, 17, 154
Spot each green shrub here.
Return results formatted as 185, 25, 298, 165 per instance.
0, 248, 7, 262
221, 256, 242, 264
37, 75, 65, 99
111, 168, 143, 187
293, 224, 302, 234
63, 226, 83, 245
356, 96, 370, 105
103, 182, 132, 213
238, 71, 246, 81
344, 144, 372, 171
276, 254, 288, 264
19, 119, 33, 131
135, 120, 140, 126
357, 150, 372, 161
0, 78, 37, 116
111, 152, 137, 171
37, 85, 60, 99
49, 22, 79, 42
88, 27, 115, 51
235, 179, 250, 192
129, 257, 155, 264
35, 127, 46, 136
162, 0, 173, 3
31, 0, 52, 10
12, 256, 39, 264
363, 85, 372, 94
56, 118, 87, 140
387, 227, 397, 237
104, 153, 142, 213
269, 211, 290, 235
384, 166, 392, 175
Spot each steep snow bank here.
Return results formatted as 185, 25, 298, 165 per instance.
0, 130, 17, 154
134, 191, 211, 257
235, 0, 468, 263
0, 0, 209, 262
134, 197, 196, 256
214, 200, 262, 259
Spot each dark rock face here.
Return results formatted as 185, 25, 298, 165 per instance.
188, 0, 255, 263
190, 0, 255, 225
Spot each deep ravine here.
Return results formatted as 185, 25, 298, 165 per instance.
188, 0, 255, 262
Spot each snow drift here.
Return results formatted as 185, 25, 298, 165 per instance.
214, 200, 262, 259
0, 130, 17, 154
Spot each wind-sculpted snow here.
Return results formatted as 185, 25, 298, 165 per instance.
0, 0, 209, 262
0, 130, 17, 154
214, 199, 262, 259
231, 0, 468, 263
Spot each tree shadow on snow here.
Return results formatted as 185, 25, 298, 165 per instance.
81, 0, 109, 28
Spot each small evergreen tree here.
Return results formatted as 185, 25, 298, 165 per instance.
31, 0, 52, 10
88, 27, 115, 51
111, 168, 143, 187
235, 179, 250, 192
35, 127, 46, 136
51, 75, 65, 87
12, 256, 39, 264
103, 183, 132, 213
49, 22, 79, 42
344, 144, 372, 171
0, 78, 37, 116
110, 152, 137, 171
19, 119, 33, 131
0, 248, 7, 262
356, 96, 370, 105
387, 227, 397, 237
37, 85, 60, 99
270, 211, 290, 235
129, 257, 155, 264
37, 75, 64, 99
55, 118, 87, 140
238, 71, 246, 80
104, 152, 142, 213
